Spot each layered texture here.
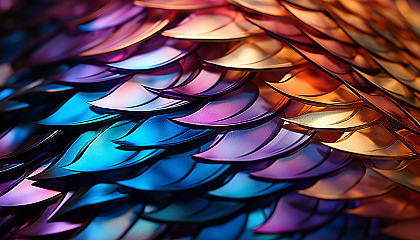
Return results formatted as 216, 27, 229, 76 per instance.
0, 0, 420, 239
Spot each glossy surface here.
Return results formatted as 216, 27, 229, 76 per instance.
2, 0, 420, 239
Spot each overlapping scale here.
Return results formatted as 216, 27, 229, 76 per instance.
266, 66, 363, 107
347, 187, 420, 219
357, 70, 420, 110
372, 160, 420, 193
196, 208, 282, 240
50, 64, 129, 84
88, 76, 190, 112
125, 55, 199, 90
251, 143, 353, 179
298, 159, 396, 200
162, 7, 262, 41
0, 124, 60, 159
296, 213, 385, 240
254, 193, 344, 233
107, 38, 196, 71
115, 112, 215, 149
13, 200, 82, 237
228, 0, 287, 17
157, 67, 253, 98
173, 81, 289, 127
77, 2, 145, 32
133, 0, 227, 10
283, 106, 383, 131
208, 172, 292, 199
15, 29, 114, 66
118, 147, 229, 191
37, 91, 119, 125
193, 118, 312, 162
2, 0, 420, 239
0, 167, 61, 207
79, 9, 174, 56
72, 207, 138, 240
32, 131, 98, 180
204, 35, 305, 70
346, 87, 420, 132
121, 217, 166, 240
142, 195, 244, 223
282, 2, 353, 43
63, 121, 164, 172
52, 184, 128, 218
323, 122, 417, 159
